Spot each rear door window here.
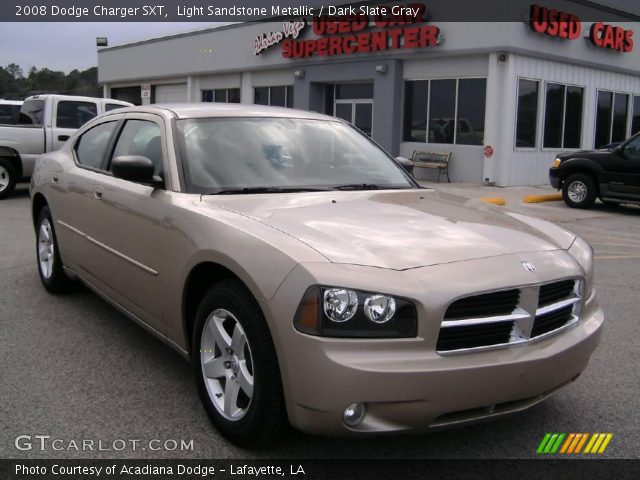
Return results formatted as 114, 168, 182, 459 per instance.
105, 103, 126, 112
56, 101, 98, 129
18, 100, 45, 126
74, 121, 118, 170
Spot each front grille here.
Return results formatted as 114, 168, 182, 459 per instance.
437, 279, 581, 354
539, 280, 575, 307
436, 322, 514, 351
445, 289, 519, 319
532, 305, 574, 338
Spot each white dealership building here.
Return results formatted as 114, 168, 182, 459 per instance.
98, 1, 640, 186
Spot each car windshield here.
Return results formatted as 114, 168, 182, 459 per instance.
176, 117, 416, 194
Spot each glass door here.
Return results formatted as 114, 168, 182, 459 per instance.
333, 83, 374, 136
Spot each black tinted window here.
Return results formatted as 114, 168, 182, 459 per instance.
429, 79, 456, 144
543, 83, 565, 148
0, 104, 21, 124
111, 120, 163, 177
105, 103, 125, 112
18, 100, 45, 126
56, 101, 98, 129
632, 96, 640, 136
75, 121, 117, 169
516, 79, 539, 148
612, 93, 629, 143
595, 91, 613, 148
403, 81, 428, 142
456, 78, 486, 146
563, 86, 584, 149
254, 87, 269, 105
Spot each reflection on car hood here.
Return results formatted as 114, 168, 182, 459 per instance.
203, 190, 576, 270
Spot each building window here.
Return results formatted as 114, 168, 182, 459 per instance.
253, 85, 294, 107
202, 88, 240, 103
632, 96, 640, 136
515, 79, 539, 148
595, 90, 629, 148
543, 83, 583, 149
403, 78, 486, 145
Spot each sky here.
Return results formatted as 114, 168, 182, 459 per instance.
0, 22, 216, 73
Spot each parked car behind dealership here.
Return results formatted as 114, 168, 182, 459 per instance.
549, 132, 640, 208
31, 104, 603, 446
0, 94, 131, 199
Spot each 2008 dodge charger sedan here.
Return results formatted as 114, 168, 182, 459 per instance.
30, 104, 603, 446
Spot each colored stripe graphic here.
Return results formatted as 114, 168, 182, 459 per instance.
538, 433, 613, 454
537, 433, 565, 454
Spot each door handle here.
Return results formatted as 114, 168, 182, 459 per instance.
52, 176, 59, 184
93, 186, 104, 200
58, 135, 70, 142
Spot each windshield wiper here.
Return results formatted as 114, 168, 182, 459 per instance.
332, 183, 403, 191
207, 187, 330, 195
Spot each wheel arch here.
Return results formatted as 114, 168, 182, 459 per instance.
560, 161, 602, 195
182, 261, 260, 356
0, 147, 23, 179
31, 192, 48, 227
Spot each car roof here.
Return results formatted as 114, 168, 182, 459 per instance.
0, 100, 23, 105
25, 94, 132, 106
108, 103, 340, 121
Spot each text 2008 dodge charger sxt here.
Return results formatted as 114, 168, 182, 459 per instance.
30, 104, 603, 446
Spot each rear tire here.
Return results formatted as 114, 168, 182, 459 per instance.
562, 174, 596, 209
192, 279, 287, 447
0, 158, 17, 200
36, 206, 74, 293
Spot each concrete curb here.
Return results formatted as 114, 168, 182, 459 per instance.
523, 193, 563, 203
480, 197, 506, 205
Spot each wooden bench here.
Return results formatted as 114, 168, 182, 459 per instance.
411, 150, 451, 183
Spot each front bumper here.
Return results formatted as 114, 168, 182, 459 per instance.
549, 168, 561, 189
263, 253, 603, 436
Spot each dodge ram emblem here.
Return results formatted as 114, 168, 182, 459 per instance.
521, 261, 536, 273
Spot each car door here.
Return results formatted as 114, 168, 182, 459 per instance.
618, 135, 640, 196
53, 117, 122, 274
600, 135, 640, 197
51, 99, 99, 150
79, 114, 172, 333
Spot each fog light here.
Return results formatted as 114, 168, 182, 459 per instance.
342, 402, 366, 427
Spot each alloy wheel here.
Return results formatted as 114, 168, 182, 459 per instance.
200, 308, 254, 421
567, 180, 588, 203
0, 165, 9, 192
38, 218, 55, 280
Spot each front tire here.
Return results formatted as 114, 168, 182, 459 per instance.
192, 280, 287, 447
36, 206, 74, 293
0, 158, 17, 200
562, 174, 597, 209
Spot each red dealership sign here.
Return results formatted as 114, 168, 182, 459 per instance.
528, 4, 633, 52
254, 3, 441, 59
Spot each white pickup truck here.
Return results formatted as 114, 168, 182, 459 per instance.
0, 94, 132, 199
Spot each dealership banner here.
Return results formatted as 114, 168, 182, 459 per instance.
2, 459, 640, 479
1, 0, 638, 22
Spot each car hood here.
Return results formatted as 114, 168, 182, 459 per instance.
558, 149, 612, 160
203, 189, 575, 270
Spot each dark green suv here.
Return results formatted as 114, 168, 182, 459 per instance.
549, 133, 640, 208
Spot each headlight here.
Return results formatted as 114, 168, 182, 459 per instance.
553, 158, 561, 168
294, 286, 417, 338
568, 236, 594, 297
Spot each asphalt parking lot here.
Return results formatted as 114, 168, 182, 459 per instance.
1, 184, 639, 459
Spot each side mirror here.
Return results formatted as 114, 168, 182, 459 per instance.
111, 156, 163, 186
394, 156, 415, 176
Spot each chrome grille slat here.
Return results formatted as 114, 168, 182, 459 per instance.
437, 279, 582, 354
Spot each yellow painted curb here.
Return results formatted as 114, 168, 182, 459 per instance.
480, 197, 506, 205
523, 193, 563, 203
